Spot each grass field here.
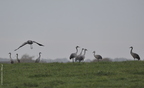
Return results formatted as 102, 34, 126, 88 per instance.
0, 61, 144, 88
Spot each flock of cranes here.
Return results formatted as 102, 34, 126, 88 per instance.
69, 46, 103, 63
9, 40, 43, 64
75, 48, 87, 63
8, 40, 141, 64
69, 46, 141, 63
8, 52, 42, 64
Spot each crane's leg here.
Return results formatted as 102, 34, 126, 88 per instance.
74, 58, 76, 63
75, 59, 77, 62
72, 58, 74, 63
82, 59, 84, 63
30, 45, 33, 49
79, 60, 81, 63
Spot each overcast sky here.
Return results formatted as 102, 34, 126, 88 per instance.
0, 0, 144, 60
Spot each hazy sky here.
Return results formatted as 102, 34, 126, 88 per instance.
0, 0, 144, 60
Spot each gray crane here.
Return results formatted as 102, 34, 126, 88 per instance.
16, 54, 20, 63
75, 48, 84, 62
14, 40, 44, 51
93, 51, 102, 62
69, 46, 80, 63
130, 46, 140, 60
78, 49, 88, 63
35, 52, 41, 63
9, 53, 14, 64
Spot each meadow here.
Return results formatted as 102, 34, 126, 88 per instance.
0, 61, 144, 88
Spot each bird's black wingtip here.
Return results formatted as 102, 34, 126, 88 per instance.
41, 45, 44, 46
38, 44, 44, 46
14, 49, 17, 51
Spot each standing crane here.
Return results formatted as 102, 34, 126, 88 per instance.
14, 40, 44, 51
9, 53, 14, 64
35, 52, 41, 63
93, 51, 102, 62
75, 48, 84, 62
78, 49, 88, 63
16, 54, 20, 63
130, 46, 140, 60
69, 46, 80, 63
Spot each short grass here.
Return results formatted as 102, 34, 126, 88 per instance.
0, 61, 144, 88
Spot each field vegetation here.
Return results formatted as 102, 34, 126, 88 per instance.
0, 61, 144, 88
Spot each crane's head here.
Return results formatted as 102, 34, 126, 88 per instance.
85, 49, 88, 51
130, 46, 133, 49
93, 51, 95, 53
8, 52, 11, 55
76, 46, 80, 48
39, 52, 42, 54
16, 53, 18, 56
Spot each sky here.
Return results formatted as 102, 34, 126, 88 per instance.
0, 0, 144, 60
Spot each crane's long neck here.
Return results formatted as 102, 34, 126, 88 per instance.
93, 52, 95, 56
9, 54, 12, 60
39, 53, 41, 59
16, 54, 19, 60
83, 50, 87, 56
130, 48, 133, 54
76, 47, 78, 54
79, 49, 84, 55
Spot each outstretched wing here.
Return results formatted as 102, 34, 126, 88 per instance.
14, 42, 28, 51
33, 41, 44, 46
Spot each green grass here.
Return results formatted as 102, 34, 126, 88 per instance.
0, 61, 144, 88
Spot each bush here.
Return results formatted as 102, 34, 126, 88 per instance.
20, 54, 34, 63
92, 58, 112, 62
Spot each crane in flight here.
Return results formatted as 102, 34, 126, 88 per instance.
14, 40, 44, 51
